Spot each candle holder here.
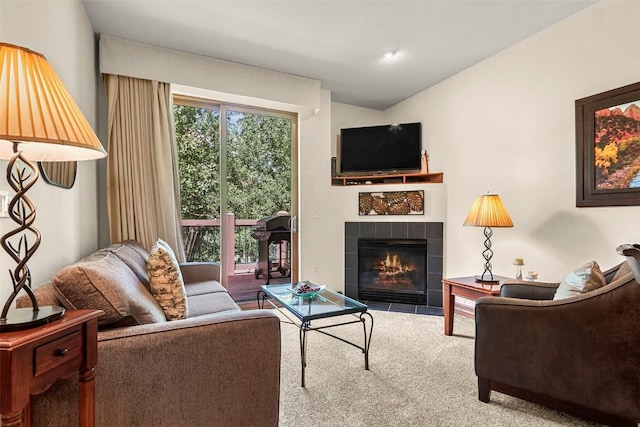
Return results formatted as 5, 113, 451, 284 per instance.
513, 258, 524, 280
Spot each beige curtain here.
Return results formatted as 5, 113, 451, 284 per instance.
105, 74, 185, 261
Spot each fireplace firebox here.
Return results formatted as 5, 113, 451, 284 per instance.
345, 221, 443, 307
358, 239, 427, 304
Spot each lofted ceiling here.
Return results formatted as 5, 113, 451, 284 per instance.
82, 0, 597, 111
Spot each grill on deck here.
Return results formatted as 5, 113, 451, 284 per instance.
251, 214, 291, 283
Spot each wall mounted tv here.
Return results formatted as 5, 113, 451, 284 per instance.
339, 122, 422, 175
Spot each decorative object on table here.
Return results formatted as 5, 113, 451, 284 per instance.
291, 281, 325, 299
0, 43, 107, 331
463, 193, 513, 282
420, 149, 429, 173
525, 271, 538, 281
359, 190, 424, 215
576, 81, 640, 207
513, 258, 524, 280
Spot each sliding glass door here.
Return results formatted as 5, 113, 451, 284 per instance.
174, 96, 297, 294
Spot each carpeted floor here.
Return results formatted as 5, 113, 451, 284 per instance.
277, 310, 598, 427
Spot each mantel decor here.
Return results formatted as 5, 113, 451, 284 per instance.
359, 190, 424, 215
576, 81, 640, 207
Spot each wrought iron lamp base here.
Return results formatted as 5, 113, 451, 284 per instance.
475, 274, 500, 283
0, 306, 65, 332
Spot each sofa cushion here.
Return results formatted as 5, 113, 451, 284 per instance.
553, 260, 606, 300
51, 253, 166, 328
185, 281, 227, 297
187, 292, 240, 317
147, 239, 188, 320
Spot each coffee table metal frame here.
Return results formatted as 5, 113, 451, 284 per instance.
258, 283, 373, 387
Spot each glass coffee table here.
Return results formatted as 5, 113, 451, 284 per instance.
258, 283, 373, 387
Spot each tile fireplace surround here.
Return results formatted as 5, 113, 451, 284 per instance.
344, 221, 444, 307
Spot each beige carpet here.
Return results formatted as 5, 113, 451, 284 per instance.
277, 310, 597, 427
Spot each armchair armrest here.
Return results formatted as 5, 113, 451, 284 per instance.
499, 280, 558, 300
179, 261, 221, 283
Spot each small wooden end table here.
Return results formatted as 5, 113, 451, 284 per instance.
0, 309, 102, 426
442, 275, 510, 336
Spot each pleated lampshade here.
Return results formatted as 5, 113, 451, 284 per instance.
0, 43, 106, 161
463, 194, 513, 228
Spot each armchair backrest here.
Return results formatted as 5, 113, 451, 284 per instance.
617, 244, 640, 283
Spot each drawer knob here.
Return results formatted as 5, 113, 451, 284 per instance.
56, 348, 70, 357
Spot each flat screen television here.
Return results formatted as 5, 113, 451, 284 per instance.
339, 122, 422, 175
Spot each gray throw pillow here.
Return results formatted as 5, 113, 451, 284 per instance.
553, 260, 606, 300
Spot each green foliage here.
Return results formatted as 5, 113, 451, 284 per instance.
226, 110, 291, 219
174, 104, 292, 262
175, 104, 221, 219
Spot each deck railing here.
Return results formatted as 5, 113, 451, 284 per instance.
181, 214, 260, 275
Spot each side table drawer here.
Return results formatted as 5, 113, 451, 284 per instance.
34, 330, 82, 376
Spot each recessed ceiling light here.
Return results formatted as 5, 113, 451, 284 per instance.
382, 50, 397, 59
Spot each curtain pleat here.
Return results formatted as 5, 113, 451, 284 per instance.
104, 74, 185, 261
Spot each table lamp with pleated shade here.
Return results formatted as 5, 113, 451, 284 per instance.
463, 194, 513, 282
0, 43, 107, 331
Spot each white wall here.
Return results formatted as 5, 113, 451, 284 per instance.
385, 0, 640, 281
0, 0, 100, 306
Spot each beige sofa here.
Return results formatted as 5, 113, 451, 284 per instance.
17, 241, 281, 427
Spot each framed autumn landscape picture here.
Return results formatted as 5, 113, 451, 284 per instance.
576, 81, 640, 207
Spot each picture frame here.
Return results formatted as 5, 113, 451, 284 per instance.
358, 190, 424, 216
576, 81, 640, 207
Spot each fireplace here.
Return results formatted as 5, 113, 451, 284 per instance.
358, 239, 427, 304
345, 222, 443, 307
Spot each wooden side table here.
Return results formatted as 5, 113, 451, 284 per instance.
0, 309, 102, 426
442, 276, 510, 336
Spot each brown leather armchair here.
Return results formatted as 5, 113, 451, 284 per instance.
474, 246, 640, 426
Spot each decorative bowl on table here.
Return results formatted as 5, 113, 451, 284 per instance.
291, 281, 325, 299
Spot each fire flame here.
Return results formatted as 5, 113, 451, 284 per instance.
375, 253, 414, 276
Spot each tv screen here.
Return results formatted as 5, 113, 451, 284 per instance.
339, 122, 422, 175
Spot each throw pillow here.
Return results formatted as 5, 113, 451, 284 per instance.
111, 242, 151, 291
147, 239, 188, 320
611, 260, 631, 283
553, 260, 606, 300
51, 253, 166, 328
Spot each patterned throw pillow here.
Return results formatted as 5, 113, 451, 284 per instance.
553, 260, 606, 300
147, 239, 188, 320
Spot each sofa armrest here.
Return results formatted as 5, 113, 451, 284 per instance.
499, 280, 558, 300
30, 309, 281, 427
179, 261, 221, 284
